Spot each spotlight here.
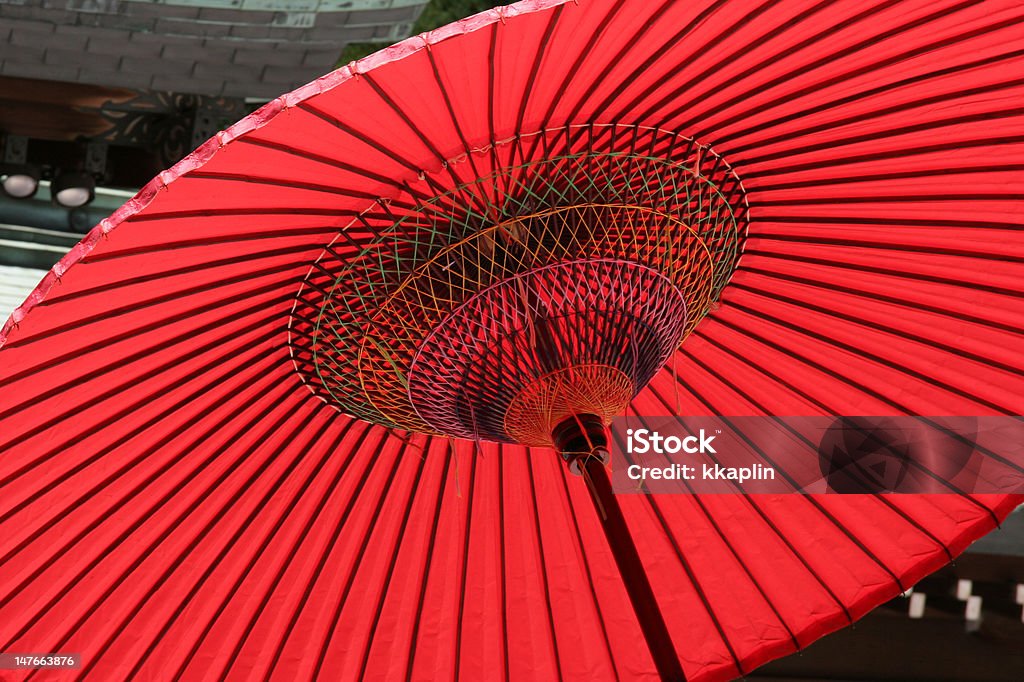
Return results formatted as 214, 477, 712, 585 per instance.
0, 164, 40, 199
52, 171, 96, 208
1, 135, 40, 199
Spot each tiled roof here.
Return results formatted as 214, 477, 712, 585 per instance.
0, 0, 427, 97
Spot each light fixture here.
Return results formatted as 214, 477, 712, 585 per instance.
1, 164, 40, 199
51, 171, 96, 208
1, 135, 40, 199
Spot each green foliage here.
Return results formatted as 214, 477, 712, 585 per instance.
414, 0, 504, 31
338, 0, 504, 65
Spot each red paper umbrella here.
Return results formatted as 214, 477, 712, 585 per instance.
2, 1, 1023, 680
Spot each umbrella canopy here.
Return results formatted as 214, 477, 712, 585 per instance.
2, 0, 1023, 680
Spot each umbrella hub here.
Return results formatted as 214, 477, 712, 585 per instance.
287, 124, 748, 445
550, 413, 611, 474
406, 257, 688, 446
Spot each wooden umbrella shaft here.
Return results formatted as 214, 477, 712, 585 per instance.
553, 414, 685, 681
579, 453, 686, 682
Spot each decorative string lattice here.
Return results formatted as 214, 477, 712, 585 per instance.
289, 123, 747, 442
